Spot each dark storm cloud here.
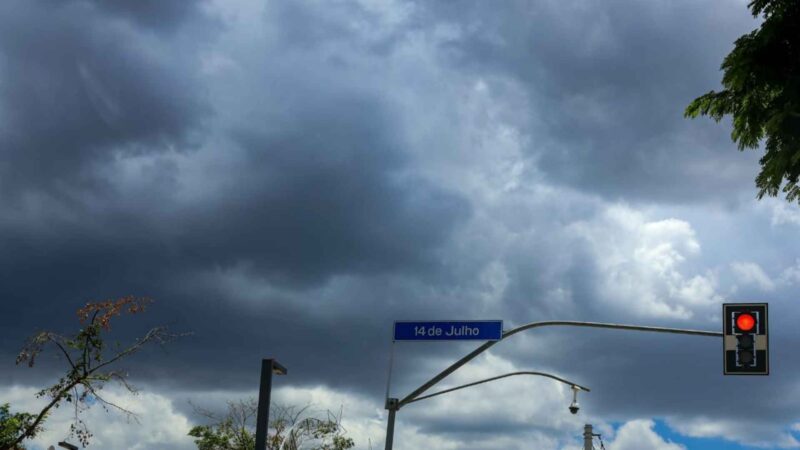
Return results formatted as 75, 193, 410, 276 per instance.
0, 0, 209, 201
2, 0, 800, 448
0, 93, 469, 391
85, 0, 207, 31
0, 0, 210, 377
0, 0, 470, 395
39, 0, 208, 32
173, 107, 469, 285
412, 0, 762, 203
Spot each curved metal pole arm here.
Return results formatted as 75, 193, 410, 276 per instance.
399, 320, 721, 406
503, 321, 722, 339
403, 371, 590, 407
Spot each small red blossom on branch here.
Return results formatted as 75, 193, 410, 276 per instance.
76, 295, 152, 331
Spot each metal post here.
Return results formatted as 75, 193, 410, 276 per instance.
583, 424, 593, 450
255, 359, 287, 450
385, 398, 398, 450
255, 359, 274, 450
385, 341, 396, 401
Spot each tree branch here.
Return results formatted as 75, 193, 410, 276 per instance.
83, 384, 138, 422
90, 326, 170, 374
7, 378, 82, 450
52, 337, 78, 373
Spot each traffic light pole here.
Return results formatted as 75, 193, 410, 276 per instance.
384, 320, 722, 450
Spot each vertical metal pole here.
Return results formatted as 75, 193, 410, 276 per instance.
583, 424, 593, 450
385, 325, 397, 450
385, 341, 396, 401
384, 403, 397, 450
255, 359, 274, 450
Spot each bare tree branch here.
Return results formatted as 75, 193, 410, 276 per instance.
84, 384, 139, 423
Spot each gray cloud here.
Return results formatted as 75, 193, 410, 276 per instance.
45, 0, 209, 32
0, 0, 209, 203
2, 1, 800, 449
0, 0, 470, 395
411, 0, 764, 203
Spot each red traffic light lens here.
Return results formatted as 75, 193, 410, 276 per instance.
737, 313, 756, 332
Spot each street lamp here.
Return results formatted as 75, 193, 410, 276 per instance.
255, 358, 287, 450
384, 371, 590, 450
403, 370, 590, 405
57, 442, 79, 450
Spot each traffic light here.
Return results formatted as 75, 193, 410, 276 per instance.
723, 303, 768, 375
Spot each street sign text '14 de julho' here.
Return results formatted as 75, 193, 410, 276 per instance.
393, 320, 503, 341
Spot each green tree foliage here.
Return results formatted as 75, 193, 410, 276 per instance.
188, 399, 356, 450
685, 0, 800, 201
0, 297, 182, 450
0, 404, 35, 449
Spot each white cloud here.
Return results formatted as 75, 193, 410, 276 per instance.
570, 204, 722, 320
607, 420, 685, 450
478, 261, 511, 306
730, 261, 776, 291
187, 353, 601, 450
669, 417, 800, 449
779, 259, 800, 286
769, 201, 800, 227
270, 385, 386, 450
1, 385, 194, 450
3, 383, 387, 450
176, 380, 563, 450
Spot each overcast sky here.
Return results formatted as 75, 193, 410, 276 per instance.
2, 1, 799, 449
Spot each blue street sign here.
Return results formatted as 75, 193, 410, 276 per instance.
394, 320, 503, 341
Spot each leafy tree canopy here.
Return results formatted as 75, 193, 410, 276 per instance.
0, 404, 34, 450
685, 0, 800, 201
189, 400, 356, 450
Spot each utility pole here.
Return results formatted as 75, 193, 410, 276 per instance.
583, 424, 593, 450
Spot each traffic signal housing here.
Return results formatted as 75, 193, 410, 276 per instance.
723, 303, 768, 375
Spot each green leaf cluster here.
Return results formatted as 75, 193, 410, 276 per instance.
0, 404, 36, 450
189, 421, 255, 450
685, 0, 800, 201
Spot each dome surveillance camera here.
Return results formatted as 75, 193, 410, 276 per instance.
569, 385, 580, 414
